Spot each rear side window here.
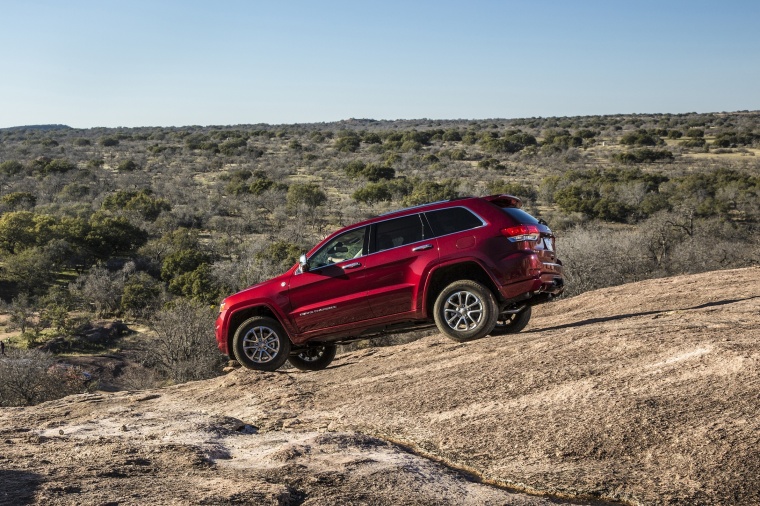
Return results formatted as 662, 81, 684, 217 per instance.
425, 207, 483, 236
374, 214, 425, 252
502, 207, 540, 225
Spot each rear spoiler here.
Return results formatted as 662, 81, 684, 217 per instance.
483, 194, 523, 209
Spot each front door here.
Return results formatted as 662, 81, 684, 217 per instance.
287, 226, 372, 337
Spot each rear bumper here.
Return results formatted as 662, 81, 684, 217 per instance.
496, 256, 565, 304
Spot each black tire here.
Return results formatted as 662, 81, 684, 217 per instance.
490, 305, 532, 335
288, 344, 337, 371
233, 316, 291, 371
433, 280, 498, 342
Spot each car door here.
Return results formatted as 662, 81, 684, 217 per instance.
287, 226, 372, 335
363, 214, 439, 318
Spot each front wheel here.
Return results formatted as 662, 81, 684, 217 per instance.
289, 344, 337, 371
433, 280, 498, 342
233, 316, 291, 371
490, 305, 532, 335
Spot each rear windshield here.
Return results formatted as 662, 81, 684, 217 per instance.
502, 207, 540, 225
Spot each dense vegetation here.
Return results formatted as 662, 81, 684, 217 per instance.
1, 111, 758, 405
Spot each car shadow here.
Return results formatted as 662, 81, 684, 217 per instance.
526, 295, 760, 334
0, 470, 43, 505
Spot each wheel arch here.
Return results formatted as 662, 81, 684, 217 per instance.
424, 260, 501, 318
227, 305, 287, 361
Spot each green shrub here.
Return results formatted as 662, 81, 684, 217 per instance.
614, 149, 674, 164
0, 160, 24, 175
353, 183, 393, 204
117, 159, 139, 171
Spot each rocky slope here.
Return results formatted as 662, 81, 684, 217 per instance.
2, 267, 759, 505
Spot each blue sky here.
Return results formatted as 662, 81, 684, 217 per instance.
1, 0, 758, 128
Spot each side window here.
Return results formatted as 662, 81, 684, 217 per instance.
374, 214, 425, 252
310, 227, 367, 268
425, 207, 483, 236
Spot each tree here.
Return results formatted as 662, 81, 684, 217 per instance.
4, 294, 35, 335
85, 214, 148, 259
1, 247, 57, 296
73, 265, 124, 317
0, 211, 38, 254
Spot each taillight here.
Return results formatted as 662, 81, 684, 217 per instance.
501, 224, 540, 242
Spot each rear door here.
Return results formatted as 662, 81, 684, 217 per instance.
363, 213, 439, 318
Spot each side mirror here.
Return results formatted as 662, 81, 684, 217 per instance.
299, 254, 310, 272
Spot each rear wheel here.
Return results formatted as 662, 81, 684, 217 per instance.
433, 280, 498, 342
233, 316, 291, 371
490, 305, 532, 335
289, 344, 337, 371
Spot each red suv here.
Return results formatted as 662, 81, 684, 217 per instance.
215, 195, 564, 371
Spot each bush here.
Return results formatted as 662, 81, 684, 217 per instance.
679, 138, 706, 148
0, 160, 24, 175
1, 192, 36, 210
353, 183, 393, 204
334, 131, 361, 152
287, 183, 327, 209
686, 128, 705, 138
614, 149, 674, 164
403, 179, 459, 206
41, 158, 77, 175
485, 181, 538, 203
102, 189, 171, 221
99, 136, 119, 147
161, 249, 212, 282
255, 241, 302, 271
219, 137, 248, 155
167, 263, 220, 303
120, 272, 162, 317
0, 349, 90, 406
146, 299, 223, 383
619, 129, 663, 146
117, 159, 139, 172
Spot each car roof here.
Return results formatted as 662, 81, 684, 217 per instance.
342, 194, 523, 230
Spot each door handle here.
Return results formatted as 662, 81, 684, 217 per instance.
342, 262, 362, 269
412, 244, 433, 252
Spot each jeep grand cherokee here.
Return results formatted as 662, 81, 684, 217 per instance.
215, 194, 564, 371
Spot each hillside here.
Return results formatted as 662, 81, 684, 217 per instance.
1, 267, 758, 505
